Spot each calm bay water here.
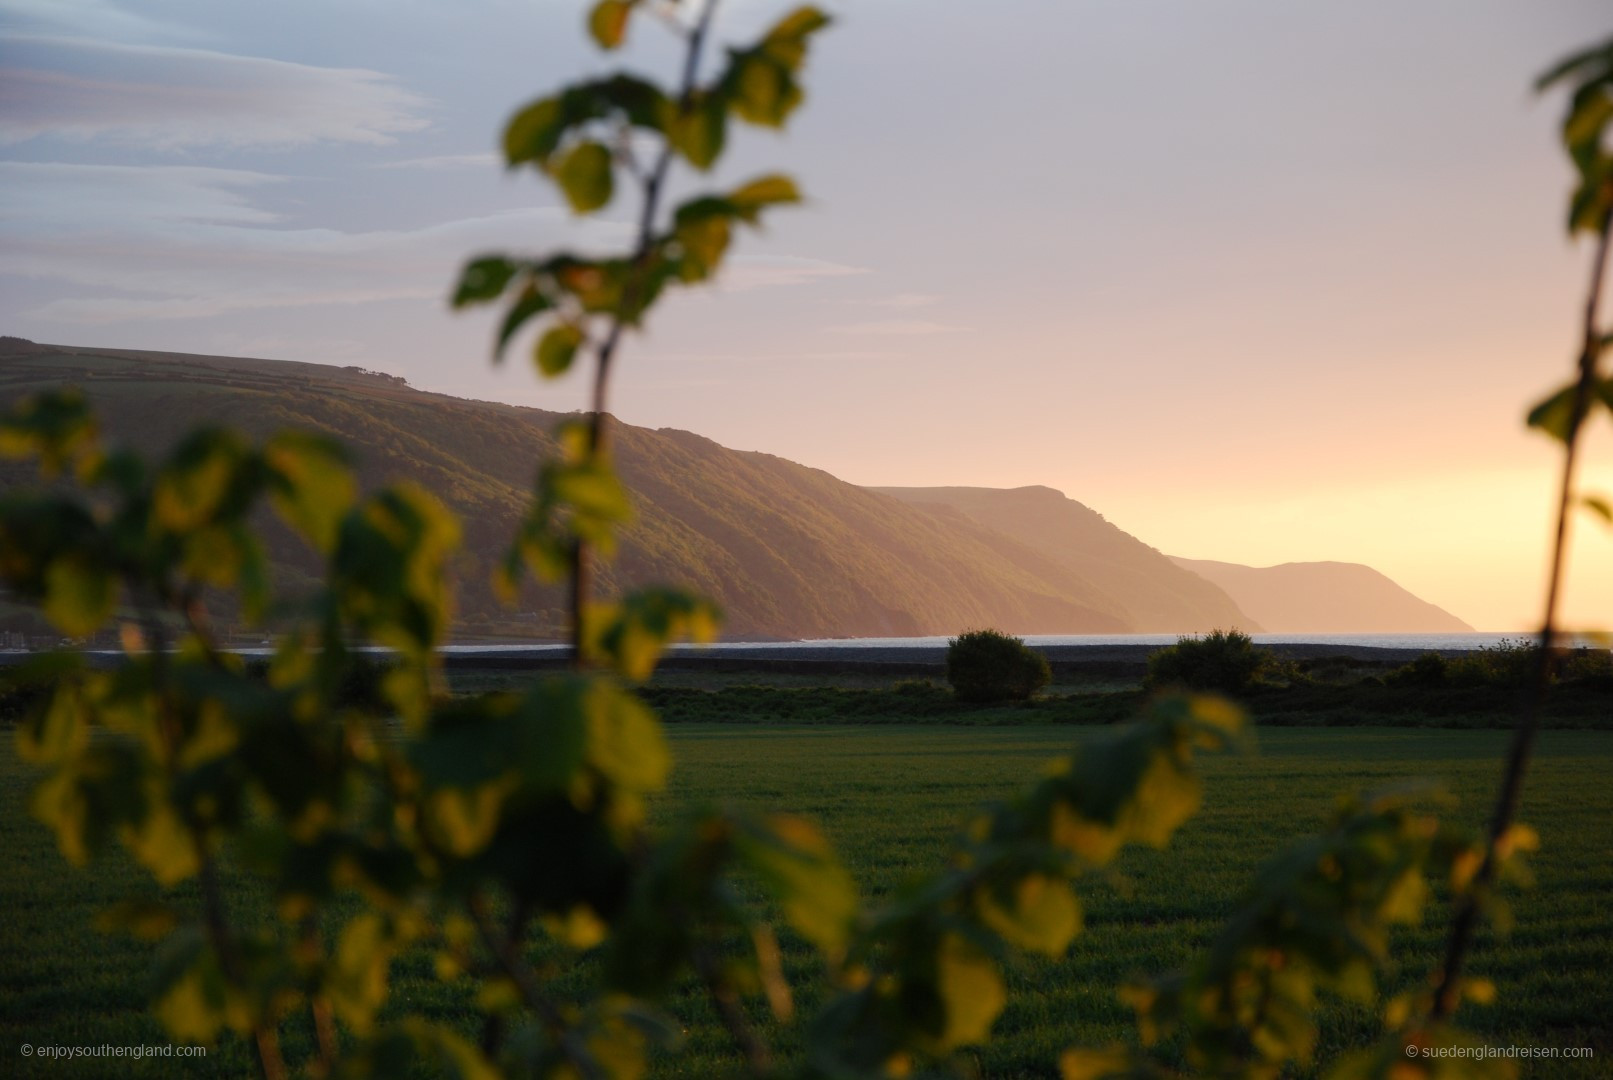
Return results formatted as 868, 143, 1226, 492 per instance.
440, 632, 1598, 655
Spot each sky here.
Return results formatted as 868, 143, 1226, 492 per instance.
1, 0, 1611, 632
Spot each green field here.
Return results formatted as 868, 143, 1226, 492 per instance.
3, 725, 1610, 1078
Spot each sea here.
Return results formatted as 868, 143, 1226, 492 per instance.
438, 632, 1602, 656
10, 632, 1599, 662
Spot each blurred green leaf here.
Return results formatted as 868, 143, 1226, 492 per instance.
505, 76, 670, 169
494, 283, 552, 362
336, 1019, 500, 1080
974, 873, 1082, 958
717, 6, 831, 128
328, 914, 393, 1034
153, 428, 257, 534
588, 0, 637, 49
95, 900, 180, 942
554, 140, 615, 213
265, 430, 356, 554
734, 813, 858, 954
728, 173, 801, 218
586, 587, 721, 680
930, 932, 1005, 1050
0, 389, 100, 477
581, 677, 670, 796
668, 93, 727, 169
152, 930, 234, 1044
43, 555, 116, 638
452, 256, 520, 308
536, 323, 584, 378
1526, 382, 1580, 442
12, 660, 90, 765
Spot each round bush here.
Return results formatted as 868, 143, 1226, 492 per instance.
946, 629, 1051, 703
1144, 628, 1265, 696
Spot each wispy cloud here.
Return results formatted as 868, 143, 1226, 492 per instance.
716, 254, 868, 291
0, 35, 429, 148
374, 152, 500, 170
0, 163, 864, 323
0, 0, 197, 42
0, 162, 284, 224
858, 291, 941, 309
823, 318, 966, 336
645, 349, 898, 365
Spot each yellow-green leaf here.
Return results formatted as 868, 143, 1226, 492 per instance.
584, 680, 670, 795
932, 933, 1005, 1050
554, 140, 614, 213
735, 813, 858, 954
95, 900, 179, 941
121, 795, 200, 886
975, 873, 1082, 957
536, 323, 584, 378
729, 174, 801, 217
329, 914, 393, 1035
588, 0, 635, 49
266, 431, 355, 554
43, 556, 115, 638
426, 781, 509, 856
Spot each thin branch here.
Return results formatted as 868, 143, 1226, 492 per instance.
569, 0, 723, 662
693, 942, 773, 1076
136, 589, 289, 1080
1429, 201, 1613, 1020
467, 892, 599, 1077
478, 897, 531, 1058
301, 915, 339, 1072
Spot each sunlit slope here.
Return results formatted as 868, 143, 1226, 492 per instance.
0, 342, 1170, 638
874, 486, 1257, 633
1169, 556, 1473, 634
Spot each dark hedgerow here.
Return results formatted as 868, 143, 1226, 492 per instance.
946, 628, 1051, 703
1145, 628, 1266, 696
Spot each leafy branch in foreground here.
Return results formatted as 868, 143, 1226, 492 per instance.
1434, 34, 1613, 1021
453, 0, 824, 660
0, 6, 1596, 1080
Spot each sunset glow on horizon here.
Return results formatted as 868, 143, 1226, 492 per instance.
2, 0, 1610, 632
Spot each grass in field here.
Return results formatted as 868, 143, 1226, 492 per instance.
2, 727, 1610, 1078
448, 663, 1613, 729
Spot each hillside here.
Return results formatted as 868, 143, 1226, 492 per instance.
873, 486, 1258, 633
1169, 556, 1473, 634
0, 341, 1254, 640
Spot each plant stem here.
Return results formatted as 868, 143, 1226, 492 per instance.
468, 892, 599, 1077
301, 916, 339, 1073
693, 942, 773, 1075
477, 898, 530, 1057
138, 593, 289, 1080
568, 0, 722, 664
1429, 204, 1612, 1020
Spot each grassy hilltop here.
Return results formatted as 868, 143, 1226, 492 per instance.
0, 340, 1259, 640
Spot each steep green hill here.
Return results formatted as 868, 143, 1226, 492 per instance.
1, 341, 1252, 640
873, 486, 1258, 633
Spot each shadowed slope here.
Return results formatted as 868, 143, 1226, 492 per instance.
874, 486, 1257, 633
1, 343, 1147, 638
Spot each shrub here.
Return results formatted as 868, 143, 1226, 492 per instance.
1145, 628, 1266, 696
1386, 652, 1450, 688
1447, 639, 1544, 689
890, 677, 949, 702
946, 629, 1051, 703
1561, 647, 1613, 689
